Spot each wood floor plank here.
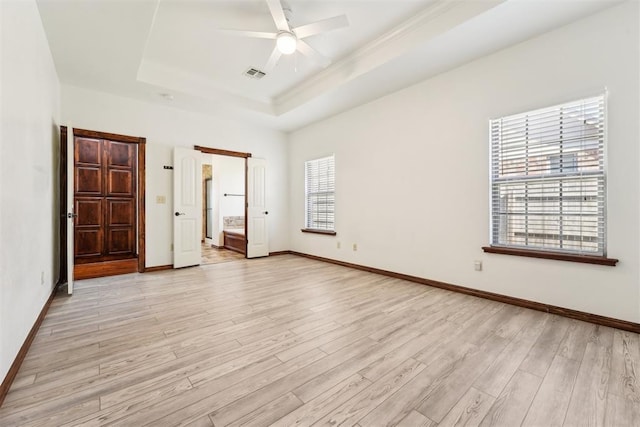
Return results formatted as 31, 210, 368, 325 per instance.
358, 320, 451, 382
416, 334, 509, 423
604, 390, 640, 427
493, 307, 541, 340
358, 342, 480, 426
608, 330, 640, 401
271, 374, 371, 427
1, 338, 240, 415
478, 369, 542, 427
465, 304, 520, 346
0, 255, 637, 427
473, 314, 548, 397
112, 348, 328, 426
557, 320, 596, 361
2, 363, 101, 406
292, 326, 420, 403
22, 398, 100, 427
226, 392, 302, 427
564, 325, 614, 426
519, 315, 572, 377
395, 410, 436, 427
206, 339, 377, 427
437, 386, 495, 427
522, 355, 581, 427
61, 378, 194, 427
314, 358, 425, 426
7, 374, 36, 392
185, 416, 214, 427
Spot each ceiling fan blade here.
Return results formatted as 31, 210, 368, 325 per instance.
218, 29, 277, 39
264, 45, 283, 73
293, 15, 349, 39
265, 0, 290, 32
297, 40, 331, 68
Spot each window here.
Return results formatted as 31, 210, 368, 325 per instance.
488, 95, 607, 257
304, 155, 335, 233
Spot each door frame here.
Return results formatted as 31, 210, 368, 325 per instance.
58, 126, 68, 287
58, 127, 147, 284
194, 145, 251, 257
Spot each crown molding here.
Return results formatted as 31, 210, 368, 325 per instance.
272, 0, 505, 116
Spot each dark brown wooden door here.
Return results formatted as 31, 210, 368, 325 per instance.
74, 137, 137, 264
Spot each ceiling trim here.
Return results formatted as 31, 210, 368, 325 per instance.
272, 0, 506, 115
135, 0, 506, 119
137, 59, 274, 115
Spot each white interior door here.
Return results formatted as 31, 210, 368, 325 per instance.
173, 147, 202, 268
66, 127, 75, 294
247, 157, 268, 258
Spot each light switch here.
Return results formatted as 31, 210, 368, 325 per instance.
156, 195, 166, 204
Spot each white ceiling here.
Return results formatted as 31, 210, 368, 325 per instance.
36, 0, 622, 132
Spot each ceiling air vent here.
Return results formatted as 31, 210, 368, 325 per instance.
244, 68, 266, 79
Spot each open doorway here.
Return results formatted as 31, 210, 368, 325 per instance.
200, 154, 246, 265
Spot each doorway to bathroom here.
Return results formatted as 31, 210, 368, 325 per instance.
200, 154, 246, 265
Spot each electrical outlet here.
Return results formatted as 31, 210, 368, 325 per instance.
156, 195, 166, 204
337, 241, 341, 249
352, 243, 358, 251
40, 271, 44, 285
474, 260, 482, 271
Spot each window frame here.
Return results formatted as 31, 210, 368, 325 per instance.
483, 95, 617, 266
302, 155, 336, 236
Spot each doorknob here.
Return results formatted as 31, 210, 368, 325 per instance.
66, 212, 78, 218
263, 211, 269, 215
175, 212, 185, 216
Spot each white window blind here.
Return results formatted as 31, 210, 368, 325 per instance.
490, 95, 606, 256
305, 155, 335, 231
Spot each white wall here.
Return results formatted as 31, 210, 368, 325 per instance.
289, 2, 640, 323
61, 85, 289, 267
0, 0, 60, 381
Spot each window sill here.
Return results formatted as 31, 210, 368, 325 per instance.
482, 246, 618, 266
301, 229, 337, 236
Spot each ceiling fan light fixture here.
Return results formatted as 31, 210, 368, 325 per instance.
276, 31, 297, 55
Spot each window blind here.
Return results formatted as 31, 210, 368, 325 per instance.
305, 155, 335, 231
490, 95, 606, 255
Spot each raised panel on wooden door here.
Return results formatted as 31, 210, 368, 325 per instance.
74, 137, 102, 165
75, 198, 103, 227
106, 141, 134, 168
178, 218, 198, 252
107, 199, 134, 227
74, 197, 104, 261
75, 166, 102, 195
106, 228, 134, 256
106, 140, 136, 197
106, 199, 135, 256
177, 157, 197, 258
107, 169, 134, 196
75, 229, 104, 260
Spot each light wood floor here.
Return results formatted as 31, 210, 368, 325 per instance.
201, 243, 245, 265
1, 255, 638, 426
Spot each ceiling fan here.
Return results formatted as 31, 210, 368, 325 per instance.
219, 0, 349, 73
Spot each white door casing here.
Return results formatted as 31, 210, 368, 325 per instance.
173, 147, 202, 268
67, 127, 75, 294
247, 157, 269, 258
